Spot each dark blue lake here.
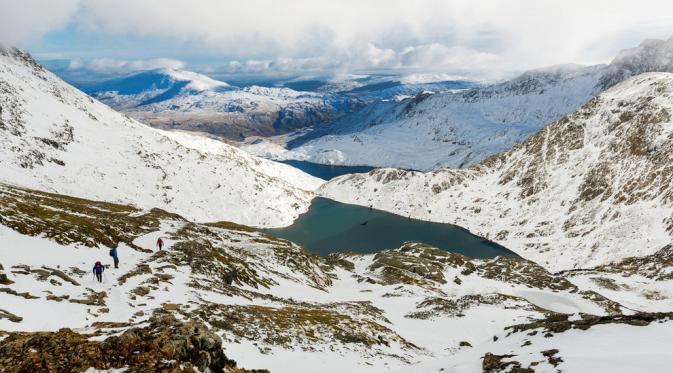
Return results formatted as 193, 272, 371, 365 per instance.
279, 160, 375, 180
265, 197, 516, 259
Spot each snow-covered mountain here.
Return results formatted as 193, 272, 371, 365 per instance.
0, 46, 323, 227
3, 183, 673, 372
322, 72, 673, 271
87, 68, 234, 109
87, 68, 366, 139
289, 37, 673, 170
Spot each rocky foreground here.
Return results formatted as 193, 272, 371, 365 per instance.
0, 311, 267, 372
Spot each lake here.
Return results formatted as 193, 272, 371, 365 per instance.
279, 160, 375, 180
264, 197, 516, 259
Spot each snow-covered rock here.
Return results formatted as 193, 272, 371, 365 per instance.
291, 37, 673, 170
321, 72, 673, 271
0, 46, 323, 227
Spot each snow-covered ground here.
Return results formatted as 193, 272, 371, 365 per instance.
321, 72, 673, 271
395, 321, 673, 373
2, 184, 673, 372
287, 37, 673, 170
0, 46, 324, 228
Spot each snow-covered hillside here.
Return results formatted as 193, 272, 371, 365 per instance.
290, 37, 673, 170
88, 68, 233, 110
2, 184, 673, 372
322, 72, 673, 271
0, 47, 323, 227
89, 68, 365, 139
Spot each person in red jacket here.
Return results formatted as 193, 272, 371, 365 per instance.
156, 237, 164, 251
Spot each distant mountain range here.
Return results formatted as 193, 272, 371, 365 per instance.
278, 37, 673, 170
83, 68, 470, 140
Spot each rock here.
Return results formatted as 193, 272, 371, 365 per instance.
326, 253, 356, 271
459, 341, 472, 347
69, 289, 106, 306
482, 352, 516, 372
42, 266, 80, 286
0, 265, 12, 285
541, 349, 563, 367
163, 303, 180, 311
0, 309, 22, 323
506, 312, 673, 335
0, 311, 264, 372
132, 286, 150, 296
0, 287, 38, 299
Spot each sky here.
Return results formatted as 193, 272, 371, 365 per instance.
2, 0, 673, 82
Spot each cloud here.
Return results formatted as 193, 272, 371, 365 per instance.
0, 0, 80, 44
211, 43, 496, 79
399, 73, 470, 85
67, 57, 185, 74
4, 0, 673, 78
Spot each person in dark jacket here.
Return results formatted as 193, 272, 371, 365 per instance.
156, 237, 164, 251
93, 261, 104, 282
110, 245, 119, 268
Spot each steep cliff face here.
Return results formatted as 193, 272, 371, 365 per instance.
0, 47, 323, 228
322, 73, 673, 271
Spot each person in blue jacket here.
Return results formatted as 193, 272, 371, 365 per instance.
110, 245, 119, 268
93, 261, 104, 282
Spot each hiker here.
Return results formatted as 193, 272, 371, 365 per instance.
93, 261, 104, 282
110, 245, 119, 268
156, 237, 164, 251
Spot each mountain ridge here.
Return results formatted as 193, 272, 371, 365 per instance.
321, 72, 673, 271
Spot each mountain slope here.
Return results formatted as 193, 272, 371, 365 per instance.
290, 37, 673, 170
321, 72, 673, 270
0, 47, 323, 227
3, 183, 673, 372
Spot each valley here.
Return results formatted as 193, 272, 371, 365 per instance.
1, 21, 673, 373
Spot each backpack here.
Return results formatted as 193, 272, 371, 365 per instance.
109, 249, 113, 256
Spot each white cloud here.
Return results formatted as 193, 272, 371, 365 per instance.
399, 73, 469, 85
0, 0, 79, 44
69, 57, 185, 74
3, 0, 673, 78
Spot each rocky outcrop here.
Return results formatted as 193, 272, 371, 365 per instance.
505, 312, 673, 336
0, 312, 264, 373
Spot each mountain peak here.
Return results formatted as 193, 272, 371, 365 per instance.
155, 68, 230, 91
